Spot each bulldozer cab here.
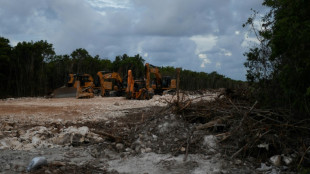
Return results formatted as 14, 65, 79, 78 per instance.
77, 75, 91, 86
162, 76, 171, 88
66, 74, 76, 87
65, 74, 93, 88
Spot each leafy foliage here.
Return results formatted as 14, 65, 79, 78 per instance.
0, 37, 12, 98
244, 0, 310, 115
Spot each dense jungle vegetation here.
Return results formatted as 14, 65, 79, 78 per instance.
243, 0, 310, 116
0, 37, 242, 98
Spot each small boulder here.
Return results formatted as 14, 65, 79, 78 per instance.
26, 157, 47, 172
282, 155, 293, 165
270, 155, 281, 166
116, 143, 124, 151
145, 148, 152, 153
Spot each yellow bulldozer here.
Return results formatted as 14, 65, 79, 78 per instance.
52, 73, 94, 98
52, 71, 124, 98
125, 63, 179, 100
126, 70, 154, 100
95, 71, 124, 97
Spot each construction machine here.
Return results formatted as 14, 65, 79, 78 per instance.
95, 71, 124, 97
145, 63, 176, 95
52, 73, 94, 98
126, 70, 154, 100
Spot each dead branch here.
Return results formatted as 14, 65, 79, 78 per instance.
196, 115, 232, 130
298, 146, 310, 168
92, 130, 122, 143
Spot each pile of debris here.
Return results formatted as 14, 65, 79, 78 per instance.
1, 90, 309, 173
172, 90, 310, 172
99, 89, 310, 172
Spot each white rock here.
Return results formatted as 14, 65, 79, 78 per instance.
180, 147, 186, 152
145, 148, 152, 153
27, 156, 47, 172
256, 163, 272, 172
32, 136, 41, 144
234, 159, 242, 165
203, 135, 217, 152
125, 148, 132, 152
78, 126, 89, 136
257, 143, 269, 151
152, 134, 158, 141
270, 155, 281, 166
282, 155, 293, 165
116, 143, 124, 151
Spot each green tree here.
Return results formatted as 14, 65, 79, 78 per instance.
244, 0, 310, 115
113, 54, 145, 78
11, 40, 55, 96
0, 37, 12, 98
71, 48, 93, 74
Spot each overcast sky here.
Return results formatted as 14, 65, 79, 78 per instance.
0, 0, 267, 80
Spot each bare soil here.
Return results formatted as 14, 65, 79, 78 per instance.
0, 93, 259, 174
0, 96, 169, 123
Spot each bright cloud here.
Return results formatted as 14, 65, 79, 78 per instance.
190, 35, 218, 55
220, 48, 232, 57
87, 0, 130, 9
198, 54, 207, 59
200, 58, 211, 68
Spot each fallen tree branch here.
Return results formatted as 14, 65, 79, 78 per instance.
196, 115, 232, 130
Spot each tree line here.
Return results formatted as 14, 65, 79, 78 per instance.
0, 36, 242, 98
243, 0, 310, 116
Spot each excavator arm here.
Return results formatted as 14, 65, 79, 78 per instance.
97, 71, 124, 97
126, 70, 134, 99
145, 63, 162, 89
145, 63, 177, 95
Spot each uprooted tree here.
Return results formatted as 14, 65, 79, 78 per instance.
243, 0, 310, 117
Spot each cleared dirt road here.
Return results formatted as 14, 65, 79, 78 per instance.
0, 96, 170, 124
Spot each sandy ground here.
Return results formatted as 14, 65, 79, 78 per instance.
0, 96, 170, 123
0, 93, 260, 174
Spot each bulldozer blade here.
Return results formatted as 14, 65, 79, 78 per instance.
52, 86, 77, 98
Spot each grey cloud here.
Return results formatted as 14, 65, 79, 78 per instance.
141, 37, 197, 65
0, 0, 267, 80
131, 0, 224, 36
